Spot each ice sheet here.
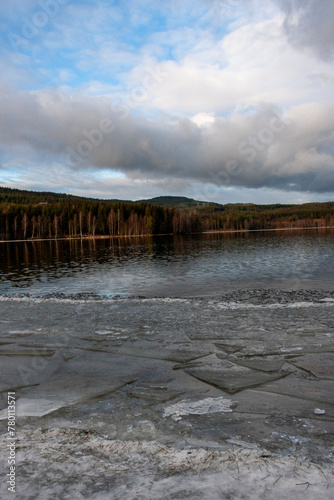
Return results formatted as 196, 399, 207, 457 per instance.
163, 396, 237, 420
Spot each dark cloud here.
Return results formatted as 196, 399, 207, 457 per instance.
1, 84, 334, 193
275, 0, 334, 60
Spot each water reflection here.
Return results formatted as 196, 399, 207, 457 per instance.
0, 229, 334, 297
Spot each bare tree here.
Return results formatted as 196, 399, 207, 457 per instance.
117, 209, 123, 235
107, 208, 115, 235
73, 213, 78, 236
22, 213, 28, 239
31, 216, 36, 239
68, 220, 73, 239
79, 211, 83, 238
13, 216, 18, 239
37, 215, 42, 238
92, 216, 97, 237
87, 211, 92, 235
53, 215, 59, 239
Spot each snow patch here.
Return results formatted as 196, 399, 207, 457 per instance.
163, 397, 236, 421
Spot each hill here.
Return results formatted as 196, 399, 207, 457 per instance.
0, 189, 217, 208
0, 186, 129, 205
137, 196, 218, 208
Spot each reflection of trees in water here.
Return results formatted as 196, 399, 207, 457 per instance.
0, 236, 155, 284
0, 229, 333, 286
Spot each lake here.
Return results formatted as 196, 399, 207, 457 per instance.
1, 229, 334, 297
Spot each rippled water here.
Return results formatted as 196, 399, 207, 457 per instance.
1, 229, 334, 297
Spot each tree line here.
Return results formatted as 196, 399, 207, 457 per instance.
0, 200, 201, 240
0, 187, 334, 240
199, 202, 334, 231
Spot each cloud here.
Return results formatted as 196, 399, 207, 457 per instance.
275, 0, 334, 60
96, 14, 333, 117
1, 0, 334, 202
1, 83, 334, 194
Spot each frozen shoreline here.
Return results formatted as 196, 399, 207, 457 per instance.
1, 287, 334, 302
0, 428, 333, 500
0, 291, 333, 498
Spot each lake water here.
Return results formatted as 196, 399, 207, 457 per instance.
1, 229, 334, 297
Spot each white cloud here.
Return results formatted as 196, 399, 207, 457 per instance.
114, 15, 334, 116
191, 112, 216, 126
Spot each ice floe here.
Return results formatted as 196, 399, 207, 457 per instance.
163, 397, 237, 421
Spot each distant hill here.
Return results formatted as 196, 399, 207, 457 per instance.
1, 186, 334, 214
137, 196, 218, 208
0, 188, 217, 208
0, 186, 131, 205
0, 186, 95, 204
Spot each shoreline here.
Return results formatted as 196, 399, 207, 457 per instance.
1, 427, 332, 500
0, 290, 333, 499
203, 225, 334, 234
1, 206, 333, 498
1, 225, 334, 244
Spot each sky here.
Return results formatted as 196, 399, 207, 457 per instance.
0, 0, 334, 204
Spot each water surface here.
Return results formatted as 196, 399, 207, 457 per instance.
1, 229, 334, 297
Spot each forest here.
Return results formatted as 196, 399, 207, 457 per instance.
1, 187, 334, 240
